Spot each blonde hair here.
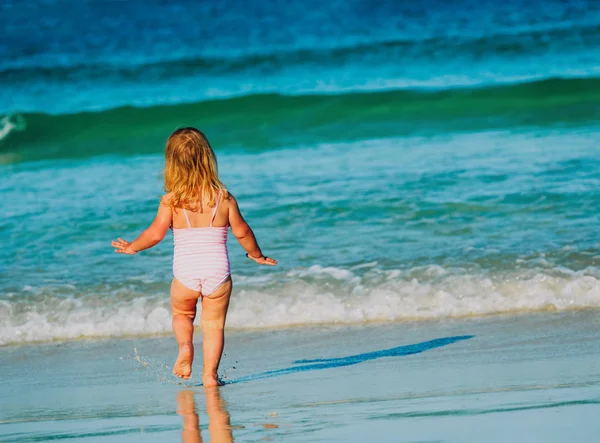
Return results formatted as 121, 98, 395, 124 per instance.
164, 127, 227, 211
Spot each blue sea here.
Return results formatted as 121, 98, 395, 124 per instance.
1, 0, 600, 441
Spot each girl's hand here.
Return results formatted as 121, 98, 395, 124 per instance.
112, 238, 137, 255
246, 253, 277, 266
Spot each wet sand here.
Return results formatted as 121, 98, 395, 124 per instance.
1, 311, 600, 442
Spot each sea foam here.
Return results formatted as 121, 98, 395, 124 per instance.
1, 265, 599, 346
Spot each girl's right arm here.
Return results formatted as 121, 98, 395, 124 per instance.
111, 194, 173, 254
228, 194, 277, 266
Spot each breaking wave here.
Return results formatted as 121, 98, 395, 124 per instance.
2, 265, 599, 346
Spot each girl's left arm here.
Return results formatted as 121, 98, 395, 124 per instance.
112, 197, 173, 255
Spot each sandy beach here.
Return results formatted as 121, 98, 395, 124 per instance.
2, 311, 599, 442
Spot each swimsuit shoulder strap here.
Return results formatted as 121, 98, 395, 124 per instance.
182, 208, 192, 228
209, 191, 222, 227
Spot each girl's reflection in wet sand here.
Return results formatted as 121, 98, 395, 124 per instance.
177, 388, 233, 443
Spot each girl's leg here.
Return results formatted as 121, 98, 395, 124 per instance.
200, 278, 232, 387
171, 278, 201, 379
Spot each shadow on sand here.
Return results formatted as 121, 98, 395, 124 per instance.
219, 335, 473, 385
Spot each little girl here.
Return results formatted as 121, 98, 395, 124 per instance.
112, 127, 277, 386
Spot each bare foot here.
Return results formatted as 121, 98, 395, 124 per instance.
173, 343, 194, 380
202, 374, 225, 387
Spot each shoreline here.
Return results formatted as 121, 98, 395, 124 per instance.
2, 307, 599, 349
2, 310, 599, 441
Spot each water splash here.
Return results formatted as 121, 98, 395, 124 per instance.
0, 114, 26, 141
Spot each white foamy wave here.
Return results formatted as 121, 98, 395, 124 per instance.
228, 267, 600, 327
0, 114, 26, 142
1, 266, 600, 345
0, 291, 173, 346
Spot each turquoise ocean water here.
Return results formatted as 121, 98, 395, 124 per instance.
1, 0, 600, 346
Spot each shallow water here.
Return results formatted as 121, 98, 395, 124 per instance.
2, 129, 600, 345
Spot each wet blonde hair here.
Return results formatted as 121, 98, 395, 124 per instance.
164, 127, 227, 211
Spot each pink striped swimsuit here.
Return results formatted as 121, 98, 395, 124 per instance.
172, 193, 230, 296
